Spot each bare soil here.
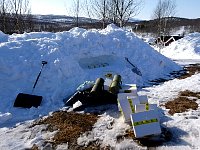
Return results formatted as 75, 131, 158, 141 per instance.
31, 111, 99, 150
165, 90, 199, 115
150, 64, 200, 85
179, 63, 200, 79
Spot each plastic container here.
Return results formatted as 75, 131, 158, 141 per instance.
119, 84, 137, 94
118, 93, 139, 122
130, 110, 161, 138
134, 104, 158, 113
138, 95, 148, 104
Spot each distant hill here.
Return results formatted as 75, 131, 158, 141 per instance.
25, 14, 103, 32
31, 14, 99, 24
2, 13, 199, 34
128, 18, 144, 23
131, 17, 200, 35
29, 14, 144, 32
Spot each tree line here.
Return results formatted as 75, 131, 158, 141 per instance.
132, 17, 200, 37
0, 0, 144, 34
1, 0, 199, 36
67, 0, 143, 28
0, 0, 34, 34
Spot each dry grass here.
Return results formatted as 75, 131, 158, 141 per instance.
165, 90, 199, 115
179, 90, 200, 99
116, 129, 136, 143
160, 64, 200, 115
31, 111, 99, 150
179, 64, 200, 79
150, 64, 200, 85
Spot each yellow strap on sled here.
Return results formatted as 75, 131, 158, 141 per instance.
117, 100, 123, 115
128, 98, 135, 113
133, 118, 158, 126
145, 103, 149, 111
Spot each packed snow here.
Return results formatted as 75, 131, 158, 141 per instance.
1, 24, 199, 149
161, 32, 200, 60
0, 24, 181, 126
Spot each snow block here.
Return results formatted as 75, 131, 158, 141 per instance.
138, 95, 148, 104
130, 110, 161, 138
134, 104, 158, 113
119, 84, 137, 94
118, 93, 139, 122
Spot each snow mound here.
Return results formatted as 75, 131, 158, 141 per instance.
0, 25, 181, 125
161, 32, 200, 59
0, 113, 12, 124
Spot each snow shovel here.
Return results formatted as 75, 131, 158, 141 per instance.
14, 61, 48, 108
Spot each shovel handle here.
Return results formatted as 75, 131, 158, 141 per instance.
32, 61, 48, 91
42, 61, 47, 65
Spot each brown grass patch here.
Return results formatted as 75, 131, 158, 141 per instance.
165, 90, 199, 115
179, 64, 200, 79
32, 111, 99, 149
149, 64, 200, 85
179, 90, 200, 99
116, 129, 136, 143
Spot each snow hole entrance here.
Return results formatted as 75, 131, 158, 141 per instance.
78, 55, 119, 70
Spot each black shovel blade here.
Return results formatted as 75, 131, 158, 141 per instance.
14, 93, 42, 108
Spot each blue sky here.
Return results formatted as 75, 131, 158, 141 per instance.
30, 0, 199, 20
138, 0, 200, 20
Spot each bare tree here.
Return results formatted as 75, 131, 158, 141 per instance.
107, 0, 117, 24
10, 0, 31, 33
0, 0, 7, 32
112, 0, 142, 27
152, 0, 177, 36
88, 0, 109, 28
24, 10, 34, 32
88, 0, 142, 28
0, 0, 12, 33
67, 0, 81, 27
82, 0, 94, 23
75, 0, 80, 27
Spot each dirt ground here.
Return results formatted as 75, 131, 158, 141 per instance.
31, 111, 99, 150
150, 63, 200, 85
30, 64, 200, 149
165, 90, 200, 115
179, 63, 200, 79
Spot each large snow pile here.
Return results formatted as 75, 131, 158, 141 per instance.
0, 24, 181, 126
161, 32, 200, 59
